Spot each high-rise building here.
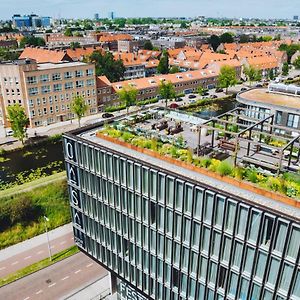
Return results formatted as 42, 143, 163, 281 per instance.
110, 12, 115, 20
94, 13, 100, 21
293, 16, 299, 21
63, 106, 300, 300
12, 14, 51, 28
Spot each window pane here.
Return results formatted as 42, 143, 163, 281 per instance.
266, 257, 280, 287
279, 263, 294, 292
194, 188, 203, 220
248, 210, 261, 243
214, 195, 225, 227
274, 221, 288, 253
225, 201, 236, 233
236, 206, 248, 237
287, 227, 300, 260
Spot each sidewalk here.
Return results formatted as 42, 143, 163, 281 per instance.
0, 222, 73, 262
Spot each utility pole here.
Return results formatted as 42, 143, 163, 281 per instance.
44, 216, 52, 261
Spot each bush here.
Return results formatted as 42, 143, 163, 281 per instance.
200, 157, 212, 168
137, 98, 158, 106
217, 161, 233, 176
246, 169, 258, 183
10, 197, 38, 224
208, 159, 221, 172
104, 104, 126, 112
121, 132, 135, 142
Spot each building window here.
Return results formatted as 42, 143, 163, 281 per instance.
286, 226, 300, 260
172, 268, 180, 288
65, 82, 73, 90
276, 111, 283, 124
260, 215, 274, 247
64, 71, 73, 79
287, 113, 300, 128
53, 83, 62, 92
28, 87, 38, 95
40, 74, 49, 82
75, 70, 84, 77
218, 266, 227, 289
27, 76, 37, 84
52, 73, 61, 81
86, 69, 94, 76
41, 85, 51, 94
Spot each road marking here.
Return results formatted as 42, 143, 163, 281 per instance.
11, 261, 19, 265
37, 250, 44, 255
24, 256, 32, 260
86, 263, 93, 268
48, 282, 56, 288
61, 276, 69, 281
74, 269, 81, 274
0, 266, 6, 271
60, 241, 66, 245
23, 297, 30, 300
35, 290, 43, 295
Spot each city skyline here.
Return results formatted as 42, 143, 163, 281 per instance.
1, 0, 299, 20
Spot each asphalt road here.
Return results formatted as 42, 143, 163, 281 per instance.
0, 252, 107, 300
0, 232, 74, 279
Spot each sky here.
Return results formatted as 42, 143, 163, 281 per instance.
0, 0, 298, 20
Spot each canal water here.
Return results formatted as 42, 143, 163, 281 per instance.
0, 140, 64, 188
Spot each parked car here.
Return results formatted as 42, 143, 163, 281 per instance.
255, 84, 263, 88
175, 97, 183, 102
102, 113, 114, 118
211, 95, 218, 99
240, 87, 248, 92
188, 94, 197, 99
287, 77, 293, 81
203, 92, 210, 96
6, 129, 14, 137
215, 88, 223, 93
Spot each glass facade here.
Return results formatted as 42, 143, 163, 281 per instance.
63, 136, 300, 300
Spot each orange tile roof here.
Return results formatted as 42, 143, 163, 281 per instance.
246, 56, 279, 70
96, 76, 111, 88
99, 34, 132, 43
66, 46, 104, 61
19, 47, 72, 63
111, 69, 218, 91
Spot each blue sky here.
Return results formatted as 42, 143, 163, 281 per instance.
1, 0, 298, 20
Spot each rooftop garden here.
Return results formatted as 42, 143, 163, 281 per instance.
98, 124, 300, 200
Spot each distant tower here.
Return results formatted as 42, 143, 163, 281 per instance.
94, 13, 99, 20
110, 11, 114, 20
293, 15, 299, 21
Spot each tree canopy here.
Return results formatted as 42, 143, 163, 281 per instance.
208, 35, 221, 52
293, 56, 300, 69
71, 95, 88, 127
143, 40, 153, 50
7, 104, 29, 144
0, 48, 19, 61
279, 43, 300, 63
282, 62, 289, 76
157, 50, 169, 74
169, 65, 180, 74
158, 81, 176, 107
220, 32, 234, 44
243, 65, 262, 85
118, 87, 137, 113
218, 66, 237, 94
19, 36, 45, 48
88, 51, 125, 82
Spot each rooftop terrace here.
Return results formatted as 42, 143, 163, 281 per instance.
74, 107, 300, 206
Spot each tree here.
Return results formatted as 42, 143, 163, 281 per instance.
64, 27, 73, 36
293, 56, 300, 69
243, 65, 262, 86
157, 50, 169, 74
268, 69, 275, 80
239, 34, 250, 43
118, 87, 137, 113
218, 66, 237, 94
143, 40, 153, 50
0, 48, 19, 61
70, 42, 81, 50
19, 36, 45, 48
159, 81, 175, 108
7, 104, 29, 144
209, 35, 221, 51
169, 65, 180, 74
282, 62, 289, 76
71, 95, 88, 127
220, 32, 234, 43
279, 43, 300, 63
89, 51, 125, 82
197, 86, 205, 96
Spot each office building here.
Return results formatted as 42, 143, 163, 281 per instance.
95, 13, 100, 21
0, 59, 97, 127
63, 106, 300, 300
12, 14, 51, 29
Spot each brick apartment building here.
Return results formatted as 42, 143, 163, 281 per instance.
0, 59, 98, 128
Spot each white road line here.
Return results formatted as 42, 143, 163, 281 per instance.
0, 266, 6, 271
35, 290, 43, 295
60, 241, 66, 245
36, 250, 44, 255
61, 276, 69, 281
86, 263, 93, 268
24, 256, 32, 260
48, 282, 56, 288
11, 261, 19, 265
74, 269, 81, 274
23, 297, 30, 300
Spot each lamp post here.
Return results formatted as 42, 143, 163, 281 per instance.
43, 216, 52, 261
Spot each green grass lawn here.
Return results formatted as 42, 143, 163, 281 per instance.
0, 245, 79, 287
0, 179, 71, 250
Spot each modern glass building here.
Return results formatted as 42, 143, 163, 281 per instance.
63, 119, 300, 300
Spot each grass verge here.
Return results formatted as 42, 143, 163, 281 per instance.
0, 178, 70, 249
0, 245, 79, 287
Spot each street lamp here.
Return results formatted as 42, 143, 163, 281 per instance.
43, 216, 52, 261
